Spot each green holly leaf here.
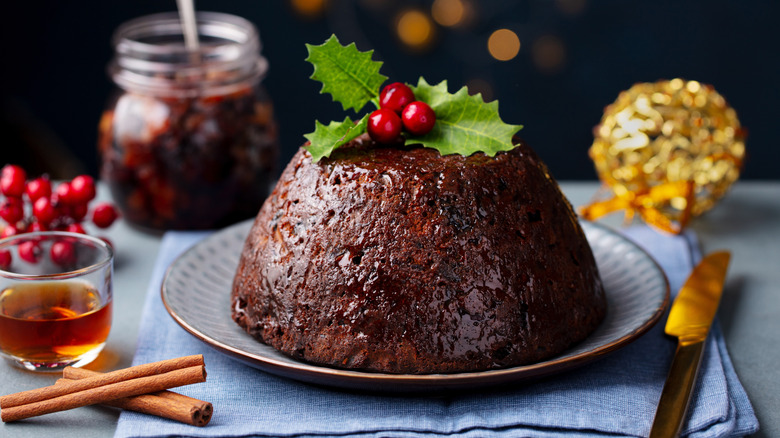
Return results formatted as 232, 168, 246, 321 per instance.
407, 78, 523, 156
303, 115, 369, 162
306, 35, 387, 113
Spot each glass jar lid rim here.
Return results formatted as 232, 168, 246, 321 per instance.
112, 11, 262, 56
108, 11, 267, 97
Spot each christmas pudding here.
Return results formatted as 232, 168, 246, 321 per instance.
231, 135, 606, 373
230, 36, 606, 374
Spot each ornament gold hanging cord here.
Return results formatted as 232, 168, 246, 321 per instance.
579, 78, 745, 234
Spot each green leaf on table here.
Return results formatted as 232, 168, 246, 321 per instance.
305, 35, 387, 113
303, 115, 370, 162
407, 77, 523, 157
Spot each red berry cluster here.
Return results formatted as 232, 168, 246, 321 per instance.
367, 83, 436, 144
0, 164, 119, 241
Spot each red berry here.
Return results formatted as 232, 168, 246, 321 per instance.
69, 175, 96, 204
0, 249, 11, 271
379, 82, 415, 114
0, 197, 24, 224
63, 203, 89, 223
92, 203, 119, 229
0, 165, 27, 198
66, 223, 87, 234
18, 241, 41, 264
29, 222, 48, 233
1, 224, 21, 239
50, 241, 77, 266
26, 176, 52, 202
54, 182, 76, 205
401, 101, 436, 136
367, 108, 403, 144
99, 236, 113, 249
33, 197, 58, 226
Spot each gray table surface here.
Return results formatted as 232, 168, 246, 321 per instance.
1, 181, 778, 437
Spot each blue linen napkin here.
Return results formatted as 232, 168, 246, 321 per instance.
114, 225, 758, 438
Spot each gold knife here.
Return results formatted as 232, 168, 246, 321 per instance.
649, 251, 731, 438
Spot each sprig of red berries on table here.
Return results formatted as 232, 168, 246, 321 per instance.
0, 164, 120, 269
367, 82, 436, 144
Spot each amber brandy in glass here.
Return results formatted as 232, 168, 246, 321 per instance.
0, 232, 113, 371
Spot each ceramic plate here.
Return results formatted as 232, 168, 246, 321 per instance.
162, 220, 669, 392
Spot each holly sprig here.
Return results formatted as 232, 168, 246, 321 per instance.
303, 35, 523, 162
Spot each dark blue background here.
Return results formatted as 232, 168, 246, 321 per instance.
1, 0, 778, 180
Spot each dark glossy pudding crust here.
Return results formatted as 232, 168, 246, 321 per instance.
231, 136, 606, 373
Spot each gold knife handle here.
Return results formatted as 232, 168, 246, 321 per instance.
649, 339, 706, 438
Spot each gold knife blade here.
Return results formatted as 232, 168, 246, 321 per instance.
649, 251, 730, 438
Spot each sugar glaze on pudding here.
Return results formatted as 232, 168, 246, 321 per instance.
231, 135, 606, 374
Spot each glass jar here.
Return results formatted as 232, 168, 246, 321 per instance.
98, 12, 279, 231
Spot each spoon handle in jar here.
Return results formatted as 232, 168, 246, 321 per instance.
176, 0, 200, 55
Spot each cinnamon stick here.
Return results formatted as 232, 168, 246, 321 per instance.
0, 354, 204, 409
60, 367, 212, 427
1, 365, 206, 422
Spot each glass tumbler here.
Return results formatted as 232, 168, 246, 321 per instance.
0, 232, 113, 371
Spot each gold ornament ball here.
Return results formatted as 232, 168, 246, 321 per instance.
590, 78, 745, 223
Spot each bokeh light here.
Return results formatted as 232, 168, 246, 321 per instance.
554, 0, 587, 15
396, 9, 435, 51
432, 0, 465, 27
531, 35, 566, 73
465, 78, 494, 102
488, 29, 521, 61
290, 0, 328, 18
